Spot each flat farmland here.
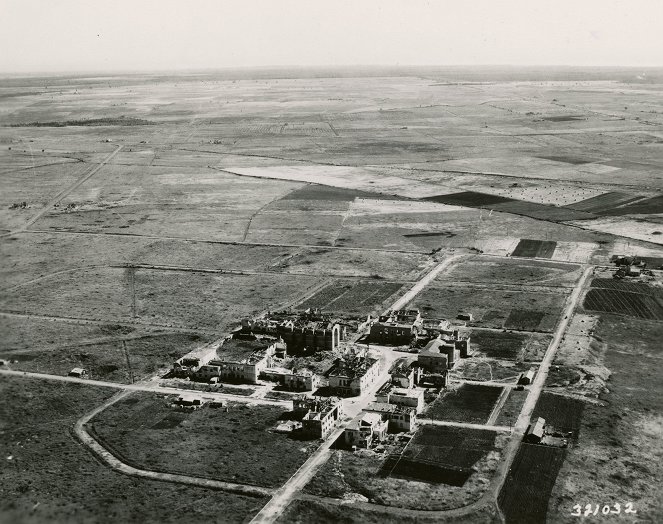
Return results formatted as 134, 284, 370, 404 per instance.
494, 389, 529, 427
439, 257, 582, 288
133, 270, 319, 330
0, 316, 209, 381
410, 285, 566, 332
452, 359, 533, 383
0, 266, 319, 331
469, 330, 551, 362
498, 443, 567, 524
0, 266, 134, 321
511, 239, 558, 258
296, 280, 405, 316
385, 425, 500, 486
274, 247, 432, 281
89, 394, 318, 489
304, 430, 504, 511
33, 165, 304, 242
0, 377, 266, 523
583, 288, 663, 320
531, 392, 585, 440
245, 210, 346, 246
1, 231, 301, 290
425, 384, 503, 424
547, 314, 663, 522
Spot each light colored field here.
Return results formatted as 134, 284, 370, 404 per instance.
568, 215, 663, 246
222, 165, 451, 199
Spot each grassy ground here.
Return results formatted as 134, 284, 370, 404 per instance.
278, 498, 499, 524
547, 314, 663, 523
0, 317, 211, 382
410, 286, 566, 332
0, 377, 266, 524
89, 393, 318, 488
425, 384, 503, 424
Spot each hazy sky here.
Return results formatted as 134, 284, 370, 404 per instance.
1, 0, 662, 73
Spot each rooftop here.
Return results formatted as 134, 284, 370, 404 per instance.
328, 357, 378, 379
365, 402, 414, 415
346, 412, 383, 430
214, 335, 275, 363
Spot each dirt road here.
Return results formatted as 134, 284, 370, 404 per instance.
0, 368, 289, 407
388, 253, 464, 311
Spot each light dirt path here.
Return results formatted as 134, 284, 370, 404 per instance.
0, 369, 289, 407
420, 419, 512, 433
388, 253, 464, 311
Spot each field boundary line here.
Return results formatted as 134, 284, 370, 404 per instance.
486, 387, 511, 426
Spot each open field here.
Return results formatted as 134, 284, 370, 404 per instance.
531, 392, 585, 440
277, 498, 498, 524
296, 280, 405, 316
0, 315, 210, 381
410, 285, 567, 332
2, 68, 663, 522
439, 257, 582, 288
511, 239, 558, 258
0, 377, 266, 523
583, 287, 663, 320
89, 393, 318, 489
451, 359, 533, 383
498, 443, 567, 524
468, 330, 551, 362
425, 384, 503, 424
494, 388, 529, 427
383, 425, 500, 487
547, 313, 663, 523
303, 429, 504, 511
1, 266, 320, 331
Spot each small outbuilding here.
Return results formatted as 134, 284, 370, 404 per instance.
68, 368, 88, 378
524, 417, 546, 443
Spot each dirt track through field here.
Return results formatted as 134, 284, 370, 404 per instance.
6, 145, 123, 236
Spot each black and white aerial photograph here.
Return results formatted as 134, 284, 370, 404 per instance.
1, 1, 662, 523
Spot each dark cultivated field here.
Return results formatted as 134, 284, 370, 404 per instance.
383, 425, 498, 486
511, 239, 557, 258
583, 288, 663, 320
504, 309, 547, 331
424, 191, 514, 207
281, 184, 397, 202
426, 384, 503, 424
601, 194, 663, 216
296, 280, 404, 315
565, 191, 643, 213
531, 392, 585, 440
590, 278, 663, 294
469, 330, 527, 360
498, 443, 567, 524
494, 389, 529, 427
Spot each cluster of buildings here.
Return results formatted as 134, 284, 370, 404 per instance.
240, 309, 347, 353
